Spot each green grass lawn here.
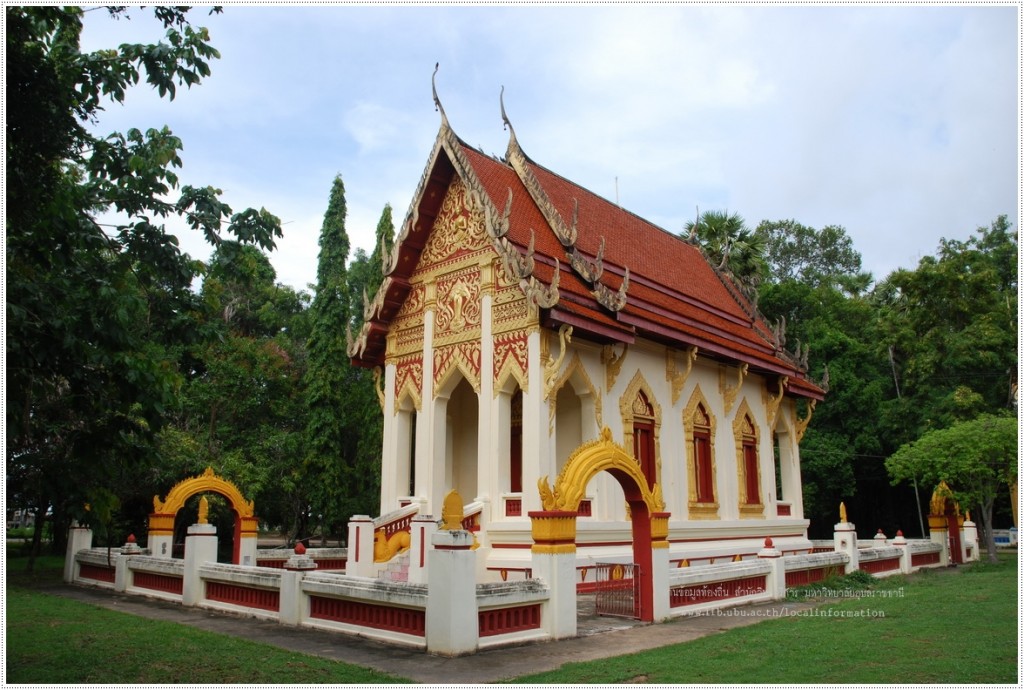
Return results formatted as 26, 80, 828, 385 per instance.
513, 554, 1019, 684
5, 556, 411, 684
6, 553, 1018, 684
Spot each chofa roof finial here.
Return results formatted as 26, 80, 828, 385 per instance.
500, 85, 516, 138
432, 62, 449, 127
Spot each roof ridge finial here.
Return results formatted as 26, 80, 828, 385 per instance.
432, 62, 449, 127
500, 85, 521, 157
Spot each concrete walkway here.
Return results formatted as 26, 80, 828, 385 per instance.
43, 583, 827, 684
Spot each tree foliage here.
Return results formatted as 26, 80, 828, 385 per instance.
304, 175, 356, 535
874, 216, 1017, 436
886, 414, 1017, 562
5, 6, 281, 566
682, 210, 767, 289
756, 219, 868, 290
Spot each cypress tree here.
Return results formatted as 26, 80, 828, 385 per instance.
305, 175, 352, 539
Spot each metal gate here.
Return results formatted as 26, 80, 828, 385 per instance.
593, 562, 641, 619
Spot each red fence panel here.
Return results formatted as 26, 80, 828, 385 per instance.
205, 581, 280, 611
133, 571, 184, 595
669, 575, 766, 607
309, 596, 425, 636
478, 604, 541, 637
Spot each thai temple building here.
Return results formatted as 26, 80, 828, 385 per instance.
346, 81, 828, 594
68, 86, 958, 655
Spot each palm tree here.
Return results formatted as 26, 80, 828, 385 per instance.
682, 210, 767, 288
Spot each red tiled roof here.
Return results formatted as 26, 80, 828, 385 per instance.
351, 124, 823, 400
460, 142, 823, 400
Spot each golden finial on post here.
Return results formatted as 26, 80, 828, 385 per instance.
441, 489, 464, 531
839, 501, 847, 524
198, 496, 209, 525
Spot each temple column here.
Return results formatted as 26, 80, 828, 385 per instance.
477, 263, 494, 516
521, 329, 547, 514
379, 361, 399, 512
417, 287, 437, 515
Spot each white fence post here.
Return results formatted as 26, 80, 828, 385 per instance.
280, 544, 316, 626
757, 537, 786, 600
891, 531, 911, 573
408, 514, 437, 584
834, 519, 860, 574
962, 518, 979, 562
426, 529, 478, 656
345, 516, 376, 577
64, 523, 93, 583
182, 523, 218, 606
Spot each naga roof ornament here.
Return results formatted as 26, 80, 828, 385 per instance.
432, 62, 449, 128
501, 87, 628, 312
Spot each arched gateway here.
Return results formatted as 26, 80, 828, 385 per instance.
530, 427, 669, 622
148, 468, 259, 565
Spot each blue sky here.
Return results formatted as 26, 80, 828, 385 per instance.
81, 4, 1019, 292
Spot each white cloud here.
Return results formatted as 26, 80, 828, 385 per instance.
75, 5, 1019, 290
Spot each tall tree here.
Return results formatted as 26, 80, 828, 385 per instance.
338, 204, 397, 522
682, 210, 767, 290
886, 414, 1017, 563
755, 219, 868, 290
5, 7, 281, 567
304, 175, 354, 538
874, 216, 1017, 436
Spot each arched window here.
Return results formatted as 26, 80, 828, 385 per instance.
733, 402, 764, 517
741, 415, 760, 505
692, 404, 714, 503
632, 390, 656, 489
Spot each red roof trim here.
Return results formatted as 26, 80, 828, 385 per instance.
623, 293, 774, 358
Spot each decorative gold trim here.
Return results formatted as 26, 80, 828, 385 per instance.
601, 343, 628, 392
531, 543, 577, 555
372, 367, 385, 411
493, 329, 530, 396
618, 370, 662, 489
502, 93, 628, 311
523, 261, 560, 309
536, 427, 666, 513
568, 238, 604, 283
763, 376, 788, 428
719, 363, 748, 416
593, 269, 629, 312
441, 489, 465, 530
394, 355, 423, 413
152, 467, 255, 518
666, 346, 698, 406
794, 399, 816, 442
543, 324, 573, 401
433, 341, 482, 395
547, 351, 603, 434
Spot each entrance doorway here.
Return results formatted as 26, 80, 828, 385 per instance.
531, 427, 669, 625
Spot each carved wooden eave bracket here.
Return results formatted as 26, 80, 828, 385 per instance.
763, 375, 789, 427
501, 88, 628, 313
601, 342, 628, 392
720, 362, 748, 416
543, 324, 573, 401
666, 345, 699, 406
794, 399, 815, 442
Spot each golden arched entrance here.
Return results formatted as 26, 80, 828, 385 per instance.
148, 468, 258, 564
533, 427, 669, 621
